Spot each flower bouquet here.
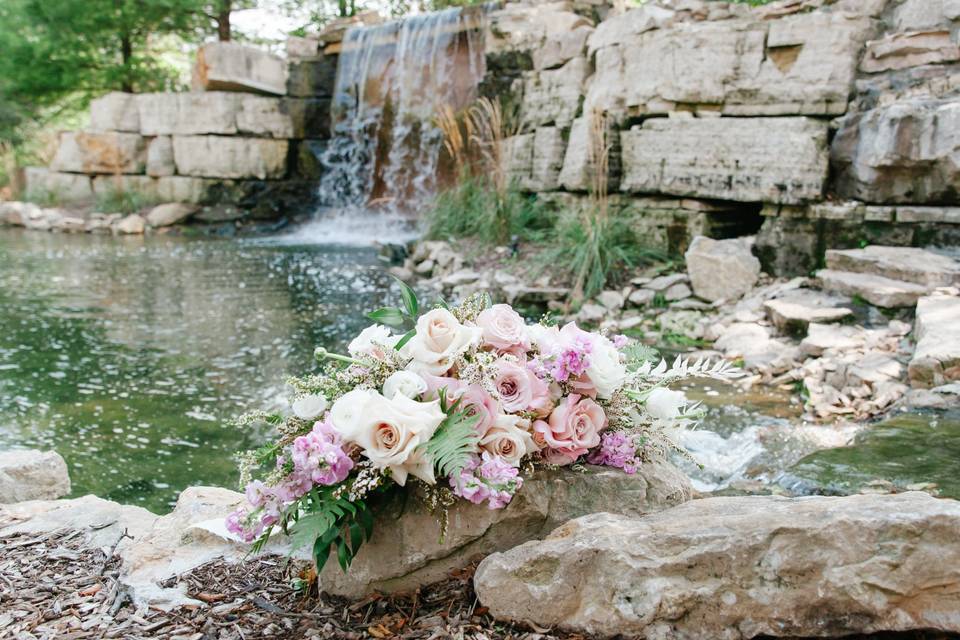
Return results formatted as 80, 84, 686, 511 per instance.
227, 282, 738, 574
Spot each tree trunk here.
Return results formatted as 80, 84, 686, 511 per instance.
338, 0, 348, 17
217, 0, 231, 41
120, 33, 133, 92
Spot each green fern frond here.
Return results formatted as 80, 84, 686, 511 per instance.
423, 405, 481, 478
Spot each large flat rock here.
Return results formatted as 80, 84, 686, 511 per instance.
520, 57, 589, 129
192, 42, 287, 96
475, 492, 960, 639
815, 268, 932, 308
826, 246, 960, 287
89, 92, 140, 133
832, 98, 960, 204
685, 235, 760, 302
0, 450, 71, 503
763, 289, 853, 335
172, 136, 289, 180
319, 461, 692, 597
909, 291, 960, 388
621, 117, 829, 204
50, 131, 146, 174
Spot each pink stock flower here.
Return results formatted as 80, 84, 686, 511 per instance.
587, 431, 642, 474
533, 394, 608, 465
290, 419, 354, 486
476, 304, 530, 353
450, 452, 523, 509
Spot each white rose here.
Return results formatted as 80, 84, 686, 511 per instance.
401, 308, 482, 376
646, 387, 688, 421
329, 389, 444, 486
292, 393, 328, 420
382, 371, 428, 400
586, 334, 627, 399
348, 324, 397, 358
479, 413, 536, 467
527, 323, 560, 356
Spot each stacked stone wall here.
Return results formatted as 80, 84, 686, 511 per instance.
487, 0, 960, 273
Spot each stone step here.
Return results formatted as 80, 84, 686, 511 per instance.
762, 289, 853, 335
814, 269, 931, 308
909, 292, 960, 389
825, 246, 960, 287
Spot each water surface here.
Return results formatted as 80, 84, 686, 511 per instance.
0, 229, 395, 512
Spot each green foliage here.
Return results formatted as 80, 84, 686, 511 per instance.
423, 390, 481, 479
622, 343, 660, 372
367, 276, 419, 348
283, 489, 374, 573
424, 173, 548, 246
94, 186, 160, 214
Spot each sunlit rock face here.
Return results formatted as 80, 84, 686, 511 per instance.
475, 492, 960, 639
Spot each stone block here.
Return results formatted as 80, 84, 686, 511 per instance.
893, 0, 955, 31
620, 117, 829, 204
520, 57, 589, 128
138, 93, 241, 136
91, 175, 158, 203
286, 35, 320, 60
24, 168, 95, 205
685, 235, 761, 302
51, 131, 146, 174
831, 98, 960, 204
89, 92, 140, 133
505, 127, 566, 191
284, 98, 331, 138
146, 136, 175, 177
172, 136, 289, 180
193, 42, 287, 96
237, 95, 295, 138
0, 450, 71, 503
146, 203, 199, 227
286, 57, 338, 98
558, 117, 589, 191
909, 292, 960, 388
861, 31, 960, 73
534, 24, 593, 70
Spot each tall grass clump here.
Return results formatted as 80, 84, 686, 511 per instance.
426, 98, 545, 245
545, 109, 661, 305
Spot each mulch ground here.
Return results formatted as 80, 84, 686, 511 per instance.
1, 528, 957, 640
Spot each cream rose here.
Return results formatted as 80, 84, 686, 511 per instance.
348, 324, 398, 359
402, 308, 482, 376
382, 371, 428, 400
586, 333, 627, 399
329, 389, 444, 486
292, 393, 327, 421
479, 414, 536, 466
477, 304, 529, 352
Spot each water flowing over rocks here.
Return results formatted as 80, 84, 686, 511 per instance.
0, 450, 71, 503
474, 492, 960, 639
318, 461, 692, 597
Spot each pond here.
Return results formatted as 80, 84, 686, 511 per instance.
0, 228, 398, 512
1, 227, 957, 513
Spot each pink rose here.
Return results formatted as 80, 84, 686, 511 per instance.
421, 374, 500, 434
493, 358, 535, 413
477, 304, 529, 353
533, 394, 607, 465
527, 372, 557, 419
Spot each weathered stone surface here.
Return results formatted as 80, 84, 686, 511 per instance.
861, 30, 960, 73
826, 246, 960, 287
0, 450, 71, 503
237, 95, 295, 138
909, 291, 960, 388
287, 56, 338, 98
192, 42, 287, 95
0, 201, 40, 226
172, 136, 289, 180
815, 269, 931, 307
621, 117, 829, 204
893, 0, 957, 31
587, 4, 675, 56
146, 136, 175, 177
286, 35, 320, 60
520, 57, 588, 129
318, 462, 692, 597
535, 23, 592, 71
138, 93, 240, 136
89, 92, 140, 133
557, 117, 589, 191
685, 236, 760, 302
504, 127, 565, 191
115, 214, 146, 235
146, 203, 199, 227
475, 492, 960, 639
831, 98, 960, 204
51, 131, 146, 174
24, 168, 94, 205
586, 9, 874, 120
763, 290, 853, 334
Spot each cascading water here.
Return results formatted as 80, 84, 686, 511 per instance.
287, 6, 487, 245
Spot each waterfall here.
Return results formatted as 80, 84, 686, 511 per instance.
316, 7, 487, 218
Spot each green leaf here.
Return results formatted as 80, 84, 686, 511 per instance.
357, 503, 374, 540
367, 307, 406, 327
394, 328, 416, 351
422, 405, 481, 478
313, 536, 332, 575
394, 277, 419, 317
348, 521, 364, 555
336, 537, 351, 570
288, 511, 337, 554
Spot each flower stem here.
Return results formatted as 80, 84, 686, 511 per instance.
314, 347, 364, 366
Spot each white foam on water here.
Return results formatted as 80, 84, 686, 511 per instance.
262, 208, 421, 247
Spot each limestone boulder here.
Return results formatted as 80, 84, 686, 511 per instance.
0, 450, 71, 503
685, 236, 760, 303
893, 0, 958, 30
89, 92, 141, 133
24, 168, 94, 205
172, 136, 289, 180
504, 127, 565, 191
826, 246, 960, 287
909, 291, 960, 388
815, 269, 932, 307
146, 203, 199, 227
237, 95, 295, 138
520, 57, 589, 129
832, 98, 960, 204
146, 136, 175, 177
319, 462, 692, 597
861, 30, 960, 73
114, 214, 146, 235
51, 131, 146, 174
763, 290, 853, 335
621, 117, 829, 204
475, 493, 960, 639
192, 42, 286, 96
137, 92, 240, 137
